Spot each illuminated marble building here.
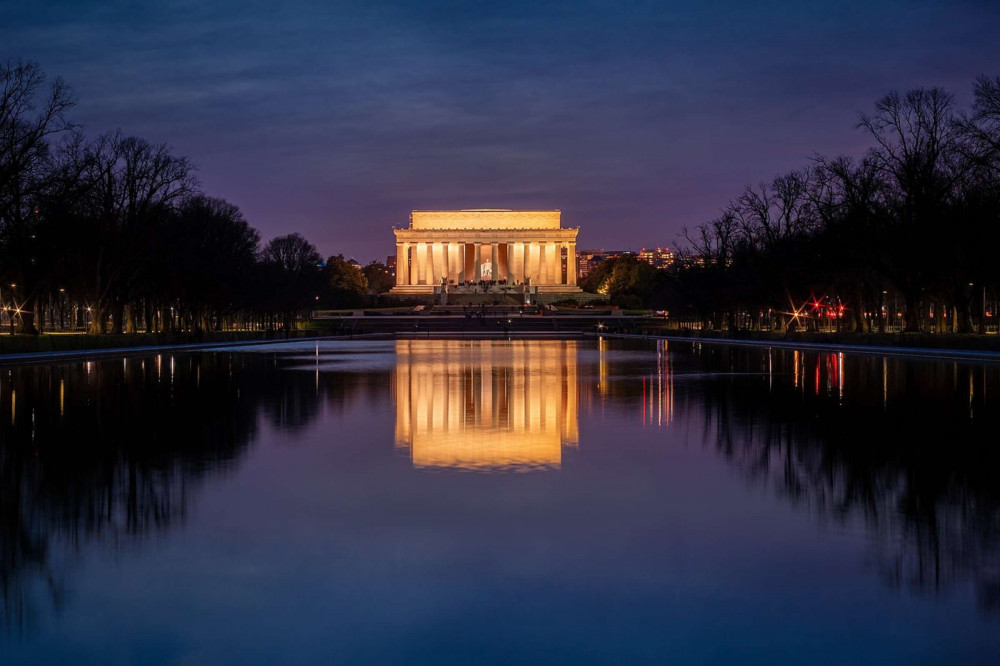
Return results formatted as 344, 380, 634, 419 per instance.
390, 209, 583, 301
393, 339, 579, 471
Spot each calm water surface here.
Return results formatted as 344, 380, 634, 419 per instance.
1, 338, 998, 664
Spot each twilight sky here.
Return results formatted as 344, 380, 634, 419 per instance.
3, 0, 999, 261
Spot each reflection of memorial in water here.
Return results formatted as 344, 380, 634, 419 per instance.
393, 340, 579, 471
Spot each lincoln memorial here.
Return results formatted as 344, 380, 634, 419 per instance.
390, 209, 583, 302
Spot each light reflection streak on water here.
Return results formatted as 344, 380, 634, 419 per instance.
970, 370, 975, 418
768, 349, 774, 392
838, 352, 844, 400
643, 339, 673, 428
883, 357, 888, 409
815, 355, 821, 395
598, 335, 608, 397
794, 350, 800, 388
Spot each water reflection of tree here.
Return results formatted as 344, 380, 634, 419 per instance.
689, 344, 1000, 617
0, 353, 310, 630
0, 349, 394, 629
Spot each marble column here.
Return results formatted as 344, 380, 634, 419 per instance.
542, 242, 555, 284
458, 243, 466, 283
512, 242, 524, 284
445, 243, 455, 283
401, 242, 410, 285
426, 242, 438, 285
474, 243, 483, 281
450, 242, 461, 283
415, 242, 427, 285
423, 242, 432, 285
425, 243, 433, 285
395, 243, 404, 286
556, 243, 564, 284
567, 242, 576, 285
432, 242, 446, 284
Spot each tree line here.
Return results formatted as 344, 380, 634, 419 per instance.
585, 76, 1000, 334
1, 60, 382, 336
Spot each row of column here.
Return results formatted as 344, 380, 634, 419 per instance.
396, 241, 577, 286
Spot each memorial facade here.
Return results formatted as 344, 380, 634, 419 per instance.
390, 209, 583, 301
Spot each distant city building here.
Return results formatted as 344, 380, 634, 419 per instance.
637, 247, 674, 270
386, 254, 397, 279
578, 247, 676, 278
673, 254, 710, 269
577, 249, 633, 279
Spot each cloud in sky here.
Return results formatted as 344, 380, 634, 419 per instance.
3, 0, 1000, 260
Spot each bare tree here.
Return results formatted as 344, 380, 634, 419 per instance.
858, 88, 967, 332
0, 60, 75, 333
81, 131, 195, 333
962, 75, 1000, 161
260, 233, 324, 330
731, 170, 817, 251
682, 210, 738, 267
261, 232, 322, 275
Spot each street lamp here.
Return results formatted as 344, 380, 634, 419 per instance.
6, 284, 17, 334
57, 288, 66, 330
981, 284, 987, 335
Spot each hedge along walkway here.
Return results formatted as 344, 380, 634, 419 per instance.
588, 332, 1000, 363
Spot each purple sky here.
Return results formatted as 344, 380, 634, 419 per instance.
4, 0, 999, 262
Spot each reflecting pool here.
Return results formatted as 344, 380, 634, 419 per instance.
0, 338, 998, 664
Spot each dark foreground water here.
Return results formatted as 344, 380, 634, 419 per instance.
1, 338, 998, 664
